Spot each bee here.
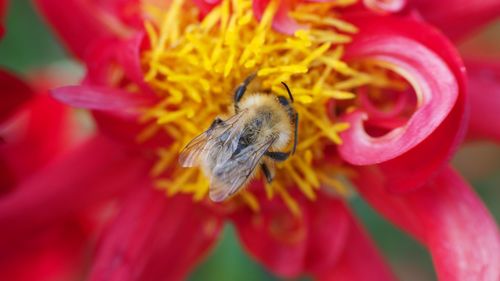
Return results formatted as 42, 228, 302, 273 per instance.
179, 74, 299, 202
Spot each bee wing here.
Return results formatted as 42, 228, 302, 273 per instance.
178, 110, 248, 167
209, 135, 277, 202
178, 131, 210, 168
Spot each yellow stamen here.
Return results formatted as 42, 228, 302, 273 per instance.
136, 124, 160, 143
264, 182, 275, 199
151, 145, 180, 177
290, 11, 358, 33
286, 164, 316, 200
274, 182, 301, 217
317, 171, 352, 197
240, 191, 260, 212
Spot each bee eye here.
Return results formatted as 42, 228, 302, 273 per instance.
277, 96, 290, 106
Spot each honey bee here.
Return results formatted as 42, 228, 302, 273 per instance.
179, 74, 299, 202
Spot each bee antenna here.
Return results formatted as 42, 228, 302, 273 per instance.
280, 82, 294, 103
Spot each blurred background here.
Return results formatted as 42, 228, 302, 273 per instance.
0, 1, 498, 280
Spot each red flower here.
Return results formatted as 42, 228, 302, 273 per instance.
1, 0, 499, 280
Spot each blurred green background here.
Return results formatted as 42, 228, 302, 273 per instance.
1, 1, 498, 281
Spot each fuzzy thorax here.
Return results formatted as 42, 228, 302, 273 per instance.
238, 93, 292, 150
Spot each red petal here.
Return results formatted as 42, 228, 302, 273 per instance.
1, 94, 70, 188
64, 35, 169, 147
83, 34, 156, 97
0, 134, 151, 245
115, 32, 156, 96
340, 15, 467, 192
51, 85, 152, 113
0, 219, 89, 281
33, 0, 133, 59
408, 0, 500, 42
0, 69, 34, 123
89, 189, 222, 281
82, 37, 123, 86
363, 0, 406, 13
353, 166, 500, 280
316, 214, 397, 281
231, 191, 350, 277
90, 110, 172, 148
252, 0, 304, 34
465, 59, 500, 142
303, 199, 350, 276
96, 0, 143, 30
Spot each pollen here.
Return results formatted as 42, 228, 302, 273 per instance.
139, 0, 375, 213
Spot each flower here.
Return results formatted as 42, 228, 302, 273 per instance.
1, 0, 499, 280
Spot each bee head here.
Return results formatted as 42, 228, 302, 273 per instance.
277, 95, 291, 107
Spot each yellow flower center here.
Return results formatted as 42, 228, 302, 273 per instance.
138, 0, 393, 214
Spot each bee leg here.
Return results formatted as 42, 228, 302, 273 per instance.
261, 163, 274, 183
234, 73, 257, 112
265, 151, 290, 162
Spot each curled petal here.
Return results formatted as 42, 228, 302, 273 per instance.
341, 35, 456, 164
340, 15, 467, 192
34, 0, 134, 59
231, 191, 350, 277
353, 166, 500, 281
0, 69, 33, 123
253, 0, 303, 34
89, 189, 222, 281
359, 88, 412, 129
408, 0, 500, 42
0, 134, 151, 245
316, 214, 396, 281
465, 59, 500, 142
